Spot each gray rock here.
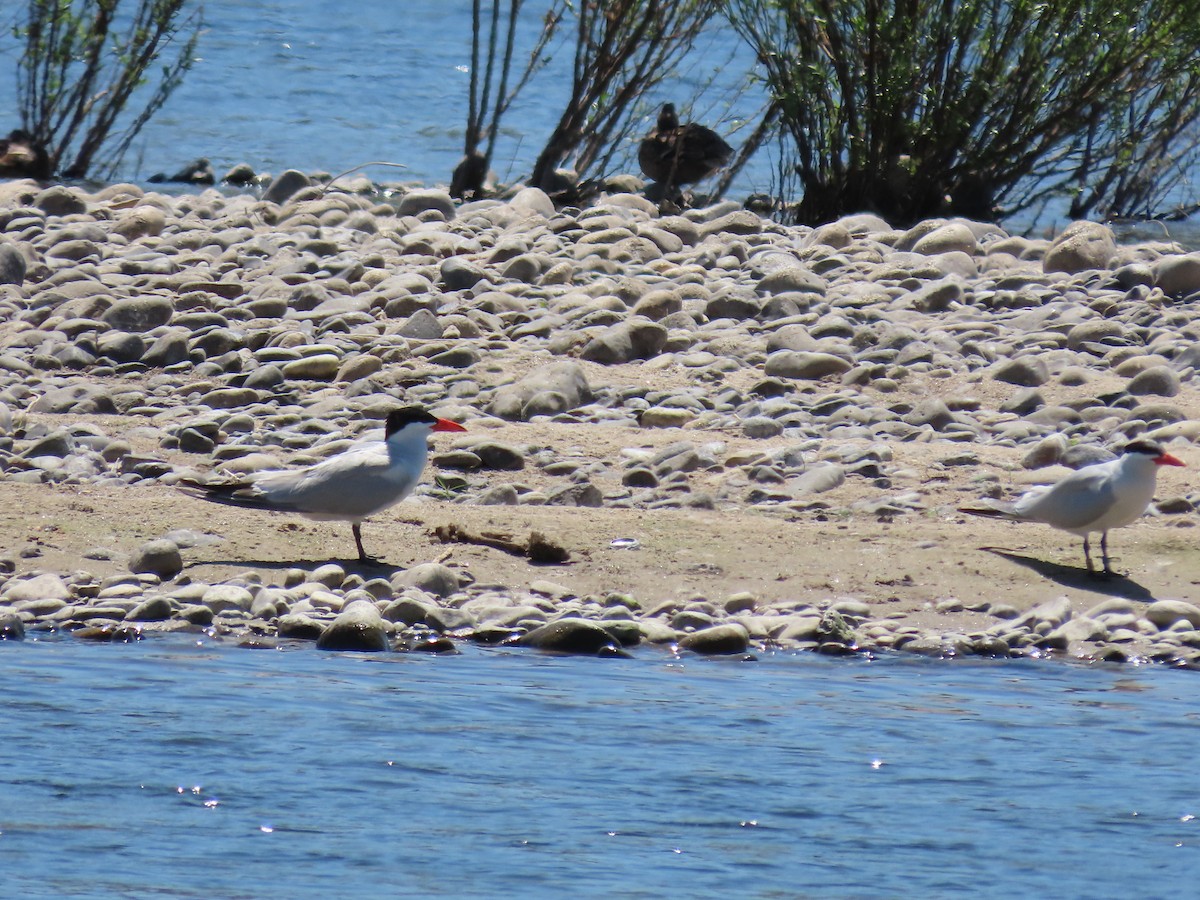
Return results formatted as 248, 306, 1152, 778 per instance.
113, 206, 166, 240
0, 243, 27, 285
381, 597, 430, 626
336, 355, 383, 383
1127, 366, 1180, 397
765, 350, 853, 380
706, 294, 763, 320
1062, 444, 1116, 469
501, 254, 543, 282
1042, 221, 1116, 273
1015, 596, 1073, 629
396, 563, 460, 598
699, 210, 763, 238
632, 289, 683, 320
102, 296, 174, 333
251, 588, 287, 618
2, 573, 71, 604
793, 463, 845, 494
36, 185, 88, 216
1144, 600, 1200, 629
757, 265, 827, 295
999, 388, 1044, 415
522, 391, 571, 418
1066, 320, 1126, 350
129, 539, 183, 579
20, 430, 72, 458
1045, 616, 1108, 645
990, 356, 1048, 387
397, 189, 456, 219
509, 187, 555, 218
201, 584, 254, 614
310, 563, 347, 588
222, 163, 256, 184
316, 601, 390, 651
742, 416, 784, 439
520, 618, 619, 654
262, 169, 312, 205
904, 399, 955, 430
97, 331, 146, 363
913, 223, 979, 255
471, 441, 525, 470
1153, 254, 1200, 297
142, 330, 190, 367
678, 623, 750, 655
424, 605, 476, 633
476, 484, 520, 505
0, 614, 25, 641
244, 363, 285, 389
277, 613, 326, 641
126, 596, 174, 622
910, 278, 963, 312
398, 308, 443, 340
282, 354, 341, 380
547, 481, 603, 507
490, 361, 593, 420
439, 257, 488, 291
581, 320, 667, 364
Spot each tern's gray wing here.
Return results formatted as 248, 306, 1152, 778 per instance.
251, 443, 416, 520
1013, 466, 1116, 530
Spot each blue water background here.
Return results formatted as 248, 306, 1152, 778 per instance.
0, 0, 771, 194
2, 636, 1199, 898
2, 0, 1199, 242
3, 0, 1193, 241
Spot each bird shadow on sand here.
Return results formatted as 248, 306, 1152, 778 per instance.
978, 547, 1157, 602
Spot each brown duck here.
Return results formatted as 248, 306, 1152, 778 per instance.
638, 103, 733, 191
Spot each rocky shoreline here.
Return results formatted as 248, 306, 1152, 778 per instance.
0, 172, 1198, 665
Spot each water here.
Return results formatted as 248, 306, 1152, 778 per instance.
2, 636, 1199, 898
4, 1, 1200, 242
0, 0, 770, 194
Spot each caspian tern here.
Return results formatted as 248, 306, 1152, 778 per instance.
179, 407, 466, 564
959, 440, 1185, 576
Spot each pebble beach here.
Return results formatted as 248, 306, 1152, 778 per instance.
1, 171, 1199, 665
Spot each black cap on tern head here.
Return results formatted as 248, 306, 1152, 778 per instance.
1123, 440, 1164, 457
1123, 439, 1185, 467
385, 406, 438, 438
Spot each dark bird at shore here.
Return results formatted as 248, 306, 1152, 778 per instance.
638, 103, 733, 193
958, 440, 1184, 577
450, 150, 490, 200
0, 129, 52, 180
148, 157, 215, 185
178, 407, 467, 565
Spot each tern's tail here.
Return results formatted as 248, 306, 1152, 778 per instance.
958, 500, 1023, 521
176, 477, 276, 512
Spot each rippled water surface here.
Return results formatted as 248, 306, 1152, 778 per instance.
5, 0, 1200, 242
2, 637, 1199, 898
0, 0, 769, 192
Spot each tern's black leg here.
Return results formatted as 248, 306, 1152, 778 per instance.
1082, 535, 1095, 575
1100, 531, 1114, 578
352, 522, 383, 566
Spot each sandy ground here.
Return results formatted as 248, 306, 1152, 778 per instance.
4, 405, 1196, 637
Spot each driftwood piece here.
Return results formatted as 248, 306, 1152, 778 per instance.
431, 524, 571, 564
